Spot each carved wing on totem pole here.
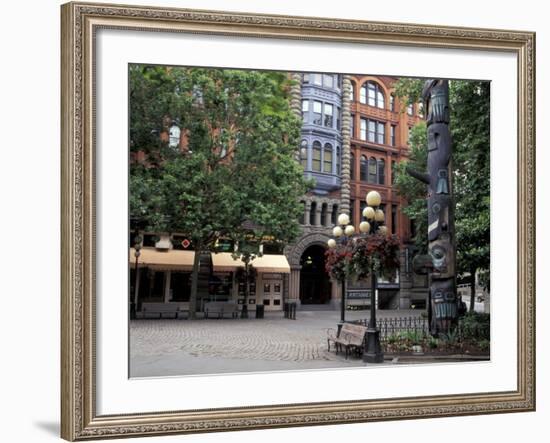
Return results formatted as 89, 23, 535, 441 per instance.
407, 79, 458, 336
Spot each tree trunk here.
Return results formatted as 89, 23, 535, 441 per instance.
189, 244, 201, 319
244, 262, 250, 300
469, 266, 476, 313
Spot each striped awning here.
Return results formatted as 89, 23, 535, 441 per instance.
211, 252, 290, 274
129, 248, 195, 271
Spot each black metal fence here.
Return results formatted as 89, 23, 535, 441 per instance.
350, 316, 490, 342
351, 317, 429, 342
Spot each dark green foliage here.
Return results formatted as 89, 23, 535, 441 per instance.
393, 122, 428, 252
460, 311, 490, 340
129, 65, 308, 317
393, 79, 490, 282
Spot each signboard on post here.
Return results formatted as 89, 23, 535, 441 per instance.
347, 290, 371, 299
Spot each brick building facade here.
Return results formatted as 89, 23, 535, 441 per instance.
283, 73, 428, 310
130, 70, 429, 314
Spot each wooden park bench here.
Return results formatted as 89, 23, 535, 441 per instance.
136, 302, 189, 319
326, 323, 368, 359
204, 301, 239, 319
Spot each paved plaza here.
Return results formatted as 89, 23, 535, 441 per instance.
130, 309, 422, 377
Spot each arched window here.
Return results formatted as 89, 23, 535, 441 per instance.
350, 152, 355, 180
312, 141, 322, 171
336, 146, 341, 175
377, 158, 386, 185
367, 81, 385, 109
360, 155, 368, 181
298, 201, 306, 224
331, 205, 338, 225
360, 84, 367, 104
391, 205, 398, 234
369, 157, 377, 183
309, 201, 317, 225
321, 203, 328, 226
323, 143, 333, 173
300, 140, 308, 169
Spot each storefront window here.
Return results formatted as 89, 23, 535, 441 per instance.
171, 272, 191, 301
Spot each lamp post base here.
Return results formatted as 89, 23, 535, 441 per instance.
363, 328, 384, 363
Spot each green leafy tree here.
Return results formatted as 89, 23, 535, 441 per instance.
393, 79, 490, 311
393, 122, 428, 252
129, 66, 308, 318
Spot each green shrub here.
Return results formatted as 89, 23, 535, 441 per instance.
387, 334, 400, 344
477, 339, 490, 352
441, 328, 459, 347
460, 312, 490, 340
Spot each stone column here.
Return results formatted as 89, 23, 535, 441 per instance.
304, 201, 311, 226
290, 73, 303, 161
283, 273, 289, 302
289, 268, 301, 302
164, 271, 171, 303
314, 204, 322, 226
340, 75, 352, 215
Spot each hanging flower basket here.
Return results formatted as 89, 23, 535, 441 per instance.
348, 234, 401, 280
324, 241, 353, 281
325, 234, 401, 281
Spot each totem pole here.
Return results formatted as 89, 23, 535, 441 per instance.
407, 79, 458, 336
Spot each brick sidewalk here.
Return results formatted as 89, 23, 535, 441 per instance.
130, 309, 422, 377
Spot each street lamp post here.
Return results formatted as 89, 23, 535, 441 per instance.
327, 191, 387, 366
131, 232, 143, 320
362, 191, 385, 363
328, 213, 355, 331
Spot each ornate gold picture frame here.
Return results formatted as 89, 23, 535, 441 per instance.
61, 1, 535, 440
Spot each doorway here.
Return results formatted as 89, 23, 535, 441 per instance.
299, 245, 331, 304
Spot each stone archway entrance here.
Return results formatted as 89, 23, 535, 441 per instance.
299, 245, 331, 305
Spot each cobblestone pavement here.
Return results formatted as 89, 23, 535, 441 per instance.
130, 309, 422, 377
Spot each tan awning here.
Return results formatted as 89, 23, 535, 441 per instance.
129, 248, 195, 271
211, 252, 290, 274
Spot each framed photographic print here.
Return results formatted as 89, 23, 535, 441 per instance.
61, 1, 536, 440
